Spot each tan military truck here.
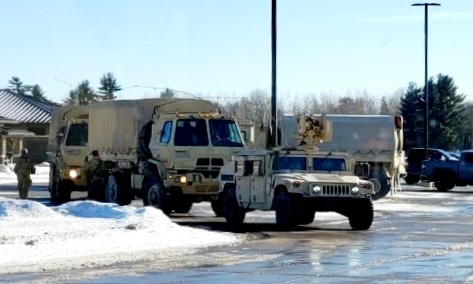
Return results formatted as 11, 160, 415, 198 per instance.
47, 98, 246, 215
218, 114, 375, 230
47, 105, 90, 204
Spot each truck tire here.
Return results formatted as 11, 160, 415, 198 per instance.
404, 174, 420, 185
211, 193, 225, 217
348, 198, 374, 231
295, 210, 315, 225
142, 177, 172, 215
369, 170, 389, 201
104, 172, 132, 206
223, 186, 246, 225
52, 179, 71, 205
434, 173, 455, 192
274, 190, 296, 229
174, 199, 193, 214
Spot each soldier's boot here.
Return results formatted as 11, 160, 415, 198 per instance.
19, 185, 27, 199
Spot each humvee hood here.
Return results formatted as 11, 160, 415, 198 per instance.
277, 173, 360, 184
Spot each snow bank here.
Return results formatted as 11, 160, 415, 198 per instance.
0, 197, 243, 273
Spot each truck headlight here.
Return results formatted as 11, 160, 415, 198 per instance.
69, 169, 78, 179
312, 186, 321, 194
179, 176, 187, 184
351, 186, 359, 194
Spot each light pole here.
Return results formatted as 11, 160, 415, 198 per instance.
411, 2, 440, 161
269, 0, 277, 148
54, 77, 78, 105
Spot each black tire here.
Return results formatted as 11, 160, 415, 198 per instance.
53, 179, 71, 205
211, 194, 225, 217
223, 186, 246, 225
294, 210, 316, 225
174, 199, 193, 213
370, 170, 389, 201
50, 179, 60, 204
104, 172, 133, 206
434, 173, 455, 192
274, 190, 296, 228
348, 198, 374, 231
142, 176, 172, 215
404, 174, 420, 185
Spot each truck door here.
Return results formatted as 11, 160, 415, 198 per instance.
459, 153, 473, 183
250, 160, 266, 204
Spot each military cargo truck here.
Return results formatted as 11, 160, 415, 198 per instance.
279, 114, 405, 200
47, 98, 246, 215
218, 114, 375, 230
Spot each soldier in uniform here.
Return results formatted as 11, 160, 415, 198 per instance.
13, 148, 36, 199
83, 150, 107, 200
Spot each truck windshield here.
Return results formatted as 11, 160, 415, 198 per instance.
313, 157, 346, 172
209, 119, 244, 147
65, 123, 88, 146
278, 156, 307, 171
174, 119, 209, 146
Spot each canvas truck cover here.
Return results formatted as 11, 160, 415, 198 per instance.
280, 114, 400, 154
87, 98, 218, 159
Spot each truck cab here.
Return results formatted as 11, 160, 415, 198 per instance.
139, 110, 246, 214
405, 147, 457, 184
218, 114, 375, 230
422, 149, 473, 192
48, 107, 91, 204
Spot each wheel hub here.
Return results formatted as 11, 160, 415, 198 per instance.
148, 185, 161, 206
106, 175, 118, 202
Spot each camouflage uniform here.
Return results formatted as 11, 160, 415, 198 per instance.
13, 149, 35, 199
83, 151, 108, 200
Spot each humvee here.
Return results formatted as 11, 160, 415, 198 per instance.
218, 114, 375, 230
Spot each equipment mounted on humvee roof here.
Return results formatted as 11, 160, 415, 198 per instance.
218, 114, 375, 230
47, 98, 246, 216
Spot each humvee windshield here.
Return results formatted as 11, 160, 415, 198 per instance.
174, 118, 244, 147
278, 156, 307, 171
313, 157, 346, 172
65, 123, 88, 146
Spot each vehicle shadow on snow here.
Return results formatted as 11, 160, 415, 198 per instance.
174, 220, 353, 234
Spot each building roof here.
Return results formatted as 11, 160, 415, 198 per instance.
0, 89, 61, 123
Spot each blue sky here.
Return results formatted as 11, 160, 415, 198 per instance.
0, 0, 472, 103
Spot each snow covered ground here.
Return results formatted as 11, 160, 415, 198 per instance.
0, 163, 245, 274
0, 198, 244, 274
1, 164, 471, 275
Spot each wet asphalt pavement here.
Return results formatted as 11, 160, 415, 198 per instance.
3, 182, 473, 283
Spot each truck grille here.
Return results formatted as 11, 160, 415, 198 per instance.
322, 185, 350, 196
